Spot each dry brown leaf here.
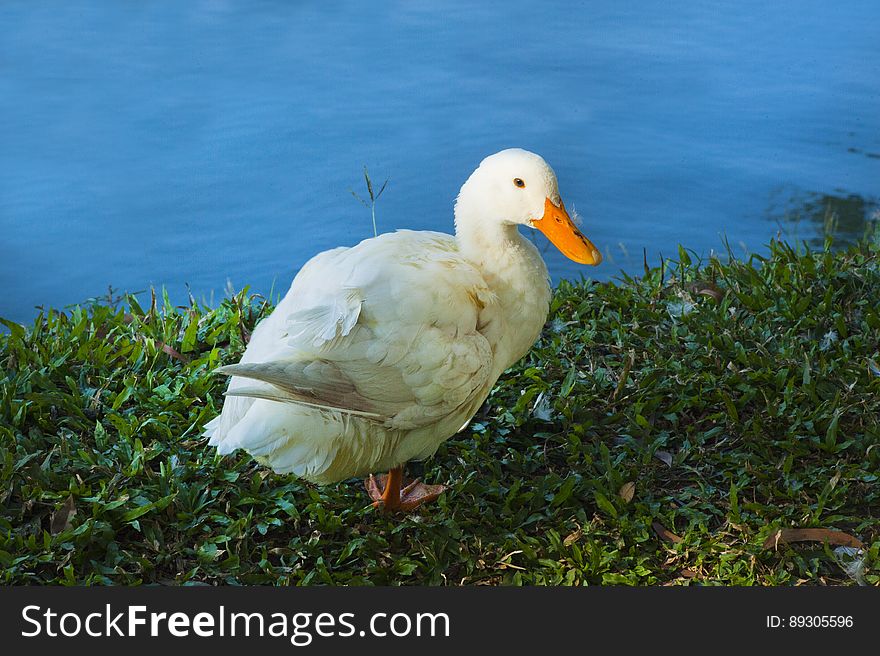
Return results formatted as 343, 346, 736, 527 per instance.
563, 528, 582, 547
497, 550, 525, 571
158, 341, 189, 363
763, 528, 864, 550
619, 481, 636, 503
653, 521, 682, 544
697, 287, 723, 302
50, 495, 77, 535
688, 281, 724, 303
654, 450, 673, 467
611, 351, 635, 402
829, 471, 841, 490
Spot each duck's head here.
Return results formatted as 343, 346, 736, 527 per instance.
455, 148, 602, 265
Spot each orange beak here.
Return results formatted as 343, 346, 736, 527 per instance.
532, 197, 602, 265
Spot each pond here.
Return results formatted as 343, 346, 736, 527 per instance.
1, 0, 878, 323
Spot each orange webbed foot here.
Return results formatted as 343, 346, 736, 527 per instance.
364, 468, 447, 513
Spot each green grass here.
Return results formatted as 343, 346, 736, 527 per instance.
1, 239, 879, 585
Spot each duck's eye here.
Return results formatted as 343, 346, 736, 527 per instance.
513, 178, 525, 188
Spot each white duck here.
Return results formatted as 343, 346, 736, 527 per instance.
203, 149, 601, 511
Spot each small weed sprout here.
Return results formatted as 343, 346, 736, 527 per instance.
350, 166, 389, 238
865, 209, 880, 249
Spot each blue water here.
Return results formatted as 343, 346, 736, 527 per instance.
2, 1, 879, 323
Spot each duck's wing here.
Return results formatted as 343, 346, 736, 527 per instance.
202, 246, 353, 442
209, 231, 498, 438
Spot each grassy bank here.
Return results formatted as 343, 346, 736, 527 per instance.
1, 239, 878, 585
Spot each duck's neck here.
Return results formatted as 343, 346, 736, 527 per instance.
454, 213, 523, 267
454, 203, 552, 372
453, 180, 540, 273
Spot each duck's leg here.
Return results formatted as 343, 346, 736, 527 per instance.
365, 466, 447, 512
365, 466, 403, 509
